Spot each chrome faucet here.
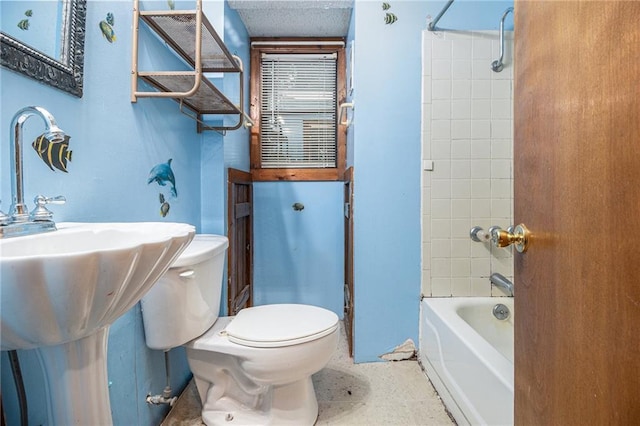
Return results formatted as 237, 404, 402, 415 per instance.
1, 106, 67, 238
490, 273, 514, 297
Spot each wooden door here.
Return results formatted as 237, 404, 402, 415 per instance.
513, 1, 640, 424
343, 167, 354, 357
227, 168, 253, 315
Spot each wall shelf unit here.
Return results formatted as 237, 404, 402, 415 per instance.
131, 0, 251, 132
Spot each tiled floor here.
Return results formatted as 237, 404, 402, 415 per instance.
163, 323, 455, 425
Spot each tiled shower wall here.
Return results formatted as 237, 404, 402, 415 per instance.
421, 30, 514, 297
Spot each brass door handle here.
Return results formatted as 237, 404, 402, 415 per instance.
491, 224, 531, 253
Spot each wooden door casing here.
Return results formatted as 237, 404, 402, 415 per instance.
514, 1, 640, 424
343, 167, 354, 357
227, 168, 253, 315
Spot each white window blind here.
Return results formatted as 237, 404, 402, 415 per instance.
260, 53, 337, 168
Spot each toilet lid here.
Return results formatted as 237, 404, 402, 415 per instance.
225, 304, 339, 348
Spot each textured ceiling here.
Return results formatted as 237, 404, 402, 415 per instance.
227, 0, 354, 37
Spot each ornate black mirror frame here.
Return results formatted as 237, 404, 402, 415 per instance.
0, 0, 87, 98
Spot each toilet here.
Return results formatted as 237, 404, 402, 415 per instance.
140, 234, 339, 426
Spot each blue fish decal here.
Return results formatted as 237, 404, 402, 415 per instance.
148, 159, 177, 197
99, 20, 116, 43
32, 134, 73, 172
106, 12, 114, 26
17, 19, 30, 30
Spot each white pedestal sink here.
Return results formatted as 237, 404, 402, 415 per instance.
0, 222, 195, 425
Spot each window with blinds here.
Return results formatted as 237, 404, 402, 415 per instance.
260, 53, 337, 168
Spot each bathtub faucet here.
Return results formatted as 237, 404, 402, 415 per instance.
490, 273, 513, 297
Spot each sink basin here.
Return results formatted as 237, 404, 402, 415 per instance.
0, 221, 194, 425
1, 222, 195, 351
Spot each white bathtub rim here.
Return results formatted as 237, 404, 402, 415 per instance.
423, 297, 514, 392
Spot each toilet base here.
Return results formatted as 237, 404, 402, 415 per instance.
198, 377, 319, 426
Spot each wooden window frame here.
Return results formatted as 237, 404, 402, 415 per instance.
249, 38, 347, 182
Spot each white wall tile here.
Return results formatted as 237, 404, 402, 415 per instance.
431, 278, 451, 297
451, 179, 471, 198
451, 259, 471, 277
431, 219, 452, 239
432, 140, 451, 160
432, 179, 451, 199
471, 179, 491, 199
491, 179, 511, 199
451, 218, 472, 238
471, 120, 491, 140
432, 159, 451, 179
471, 277, 492, 296
451, 239, 471, 258
431, 199, 451, 219
422, 30, 513, 299
491, 139, 512, 159
471, 159, 491, 179
432, 258, 451, 277
432, 239, 451, 257
491, 119, 512, 139
451, 199, 471, 218
472, 80, 491, 99
451, 120, 471, 139
432, 40, 452, 59
491, 159, 512, 179
491, 99, 512, 119
452, 80, 471, 99
451, 278, 471, 296
451, 100, 471, 120
491, 80, 511, 99
452, 38, 472, 59
452, 60, 472, 80
432, 100, 451, 119
472, 60, 492, 80
471, 199, 491, 218
432, 120, 451, 139
432, 80, 452, 99
432, 60, 452, 79
472, 38, 493, 60
471, 100, 492, 119
451, 159, 471, 179
471, 139, 491, 158
451, 140, 471, 159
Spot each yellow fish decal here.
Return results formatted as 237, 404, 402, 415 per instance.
99, 20, 116, 43
32, 134, 73, 172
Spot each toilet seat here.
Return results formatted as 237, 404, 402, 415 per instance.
224, 304, 339, 348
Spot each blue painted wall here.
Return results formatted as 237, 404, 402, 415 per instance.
253, 182, 344, 315
0, 1, 238, 425
350, 0, 513, 362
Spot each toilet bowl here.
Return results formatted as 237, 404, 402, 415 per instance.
141, 235, 339, 426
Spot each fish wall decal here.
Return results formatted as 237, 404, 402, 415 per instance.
148, 159, 177, 197
99, 12, 116, 43
32, 134, 73, 173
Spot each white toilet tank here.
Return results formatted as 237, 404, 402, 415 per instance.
141, 234, 229, 351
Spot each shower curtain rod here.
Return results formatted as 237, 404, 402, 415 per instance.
428, 0, 455, 31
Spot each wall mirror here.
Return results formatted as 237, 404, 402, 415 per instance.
0, 0, 87, 97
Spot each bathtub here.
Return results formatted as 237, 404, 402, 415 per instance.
419, 297, 514, 426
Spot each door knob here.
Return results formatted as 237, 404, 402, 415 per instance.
491, 223, 531, 253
